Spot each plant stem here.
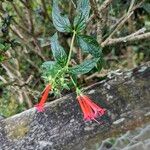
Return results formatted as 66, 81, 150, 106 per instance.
70, 76, 77, 87
51, 31, 76, 90
66, 30, 76, 68
66, 30, 82, 95
70, 76, 81, 96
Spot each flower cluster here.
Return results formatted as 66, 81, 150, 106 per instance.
77, 95, 106, 122
35, 84, 106, 123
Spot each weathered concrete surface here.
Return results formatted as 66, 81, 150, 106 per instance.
0, 62, 150, 150
98, 123, 150, 150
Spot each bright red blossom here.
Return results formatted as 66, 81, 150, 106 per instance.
77, 95, 106, 122
35, 84, 51, 112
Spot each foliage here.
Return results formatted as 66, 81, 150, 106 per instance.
41, 0, 101, 96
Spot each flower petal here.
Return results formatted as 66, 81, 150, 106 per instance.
77, 95, 106, 122
35, 84, 51, 112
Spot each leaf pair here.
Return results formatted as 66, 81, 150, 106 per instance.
44, 33, 101, 77
52, 0, 90, 33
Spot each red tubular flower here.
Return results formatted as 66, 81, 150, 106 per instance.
35, 84, 51, 112
77, 95, 106, 122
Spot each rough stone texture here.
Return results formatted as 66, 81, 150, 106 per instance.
0, 62, 150, 150
98, 124, 150, 150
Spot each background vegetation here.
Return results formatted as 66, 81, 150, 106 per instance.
0, 0, 150, 117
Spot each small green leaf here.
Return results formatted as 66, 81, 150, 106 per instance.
0, 43, 5, 51
42, 61, 55, 71
0, 55, 5, 62
50, 33, 67, 66
4, 43, 11, 51
74, 0, 90, 32
52, 0, 72, 32
70, 58, 98, 75
41, 61, 61, 78
77, 35, 102, 58
142, 3, 150, 14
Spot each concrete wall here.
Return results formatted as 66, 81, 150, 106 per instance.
0, 62, 150, 150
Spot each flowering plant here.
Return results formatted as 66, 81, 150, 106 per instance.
35, 0, 106, 122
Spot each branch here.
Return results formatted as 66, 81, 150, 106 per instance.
101, 32, 150, 47
102, 0, 145, 46
99, 0, 113, 12
1, 62, 33, 107
10, 25, 46, 61
11, 3, 28, 28
89, 0, 100, 19
10, 25, 24, 40
0, 76, 7, 84
102, 11, 134, 45
90, 0, 113, 43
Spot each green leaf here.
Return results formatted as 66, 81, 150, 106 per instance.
77, 35, 102, 58
142, 3, 150, 14
41, 61, 61, 78
52, 0, 72, 32
42, 61, 55, 71
70, 58, 98, 75
4, 43, 11, 51
50, 33, 67, 66
0, 43, 5, 51
74, 0, 90, 32
0, 55, 5, 62
96, 57, 105, 71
